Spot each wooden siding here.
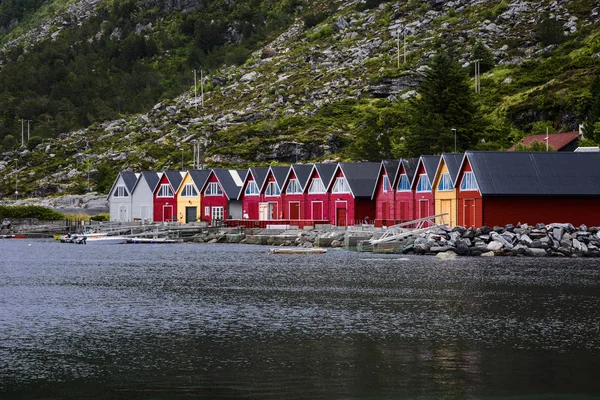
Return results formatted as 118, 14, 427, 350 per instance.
432, 161, 458, 227
153, 174, 177, 222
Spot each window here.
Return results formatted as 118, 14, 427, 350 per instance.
397, 174, 411, 191
114, 185, 128, 197
212, 206, 224, 220
383, 175, 389, 193
205, 182, 223, 196
265, 182, 281, 196
460, 172, 479, 191
157, 184, 173, 197
332, 177, 350, 193
309, 178, 326, 193
181, 183, 198, 197
286, 179, 302, 194
438, 173, 452, 191
416, 174, 432, 192
245, 181, 259, 195
205, 206, 210, 216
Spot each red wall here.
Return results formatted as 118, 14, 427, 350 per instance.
483, 197, 600, 227
153, 174, 177, 222
282, 170, 305, 219
305, 169, 330, 221
456, 160, 483, 228
240, 176, 261, 220
413, 163, 434, 220
261, 172, 284, 219
201, 174, 229, 224
374, 169, 395, 220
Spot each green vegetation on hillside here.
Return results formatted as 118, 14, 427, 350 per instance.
0, 205, 64, 220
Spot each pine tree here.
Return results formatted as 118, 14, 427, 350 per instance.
584, 74, 600, 143
470, 39, 495, 73
403, 47, 481, 157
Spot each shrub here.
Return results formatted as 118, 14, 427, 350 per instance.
0, 205, 64, 220
303, 12, 328, 28
536, 13, 565, 46
90, 213, 109, 222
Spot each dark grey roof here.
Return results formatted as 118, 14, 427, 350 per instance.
188, 170, 211, 191
466, 151, 600, 196
121, 171, 138, 193
314, 163, 337, 188
422, 156, 440, 183
249, 167, 269, 189
338, 162, 381, 198
382, 160, 400, 187
139, 171, 161, 192
236, 169, 249, 182
442, 153, 464, 184
290, 164, 313, 190
401, 158, 419, 182
164, 170, 184, 191
212, 169, 243, 200
269, 166, 290, 190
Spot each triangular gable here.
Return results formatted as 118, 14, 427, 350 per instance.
187, 170, 211, 193
313, 163, 337, 189
411, 155, 440, 190
211, 169, 244, 200
108, 171, 138, 197
262, 166, 289, 193
132, 171, 162, 193
371, 160, 400, 199
289, 164, 313, 191
249, 167, 269, 190
161, 170, 184, 193
433, 153, 464, 189
334, 162, 381, 199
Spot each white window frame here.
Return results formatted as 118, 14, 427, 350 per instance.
332, 177, 350, 194
114, 185, 128, 197
265, 181, 281, 196
205, 182, 223, 196
383, 175, 389, 193
157, 184, 173, 197
212, 206, 224, 220
397, 174, 411, 191
416, 174, 432, 192
181, 183, 198, 197
438, 173, 453, 191
308, 178, 326, 194
286, 179, 302, 194
205, 206, 210, 216
245, 181, 260, 195
460, 171, 479, 191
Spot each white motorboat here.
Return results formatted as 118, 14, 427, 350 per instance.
83, 236, 128, 245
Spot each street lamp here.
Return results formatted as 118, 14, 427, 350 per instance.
14, 160, 18, 201
451, 128, 457, 153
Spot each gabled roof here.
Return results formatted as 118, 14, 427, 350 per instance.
289, 164, 313, 191
438, 153, 464, 185
465, 151, 600, 196
312, 163, 337, 189
109, 171, 138, 196
265, 166, 290, 191
236, 169, 249, 182
248, 167, 269, 189
134, 171, 161, 193
187, 170, 211, 191
381, 160, 400, 186
336, 162, 381, 198
509, 131, 580, 151
412, 155, 440, 188
163, 170, 184, 192
399, 158, 419, 183
211, 169, 244, 200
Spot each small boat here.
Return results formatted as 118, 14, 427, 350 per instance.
85, 236, 127, 245
127, 237, 177, 244
269, 247, 327, 254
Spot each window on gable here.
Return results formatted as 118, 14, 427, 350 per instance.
157, 184, 173, 197
332, 177, 350, 193
397, 174, 411, 191
265, 182, 281, 196
438, 173, 453, 191
383, 175, 389, 193
460, 172, 479, 191
181, 183, 198, 197
416, 174, 432, 192
308, 178, 325, 193
114, 185, 128, 197
245, 181, 259, 195
205, 182, 223, 196
286, 179, 302, 194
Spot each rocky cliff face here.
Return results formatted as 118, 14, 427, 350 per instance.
1, 0, 599, 197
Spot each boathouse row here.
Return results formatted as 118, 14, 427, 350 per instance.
108, 151, 600, 228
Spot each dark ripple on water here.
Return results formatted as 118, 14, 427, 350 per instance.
2, 240, 600, 398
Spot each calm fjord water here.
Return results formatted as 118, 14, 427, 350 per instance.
1, 239, 600, 399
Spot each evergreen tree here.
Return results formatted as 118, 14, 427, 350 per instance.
584, 75, 600, 143
470, 39, 495, 73
403, 47, 481, 157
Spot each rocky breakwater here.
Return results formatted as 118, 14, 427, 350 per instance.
402, 223, 600, 258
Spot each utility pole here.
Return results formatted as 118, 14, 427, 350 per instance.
397, 28, 406, 68
546, 127, 549, 152
194, 69, 198, 113
26, 120, 32, 144
474, 59, 481, 94
20, 119, 24, 147
451, 128, 457, 153
14, 159, 18, 200
181, 148, 184, 170
200, 70, 204, 107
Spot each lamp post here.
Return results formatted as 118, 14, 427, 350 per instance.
451, 128, 457, 153
14, 160, 18, 200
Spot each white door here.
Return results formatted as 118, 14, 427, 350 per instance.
212, 206, 224, 221
259, 203, 268, 221
118, 204, 128, 222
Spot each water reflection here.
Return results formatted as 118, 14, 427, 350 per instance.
1, 240, 600, 398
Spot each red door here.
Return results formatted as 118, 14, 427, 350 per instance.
419, 200, 430, 226
399, 201, 409, 222
382, 202, 389, 221
464, 199, 476, 228
290, 202, 300, 220
163, 205, 173, 222
311, 202, 323, 220
336, 207, 347, 227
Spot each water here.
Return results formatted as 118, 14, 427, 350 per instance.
1, 240, 600, 399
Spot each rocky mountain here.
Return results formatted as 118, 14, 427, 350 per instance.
0, 0, 599, 198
